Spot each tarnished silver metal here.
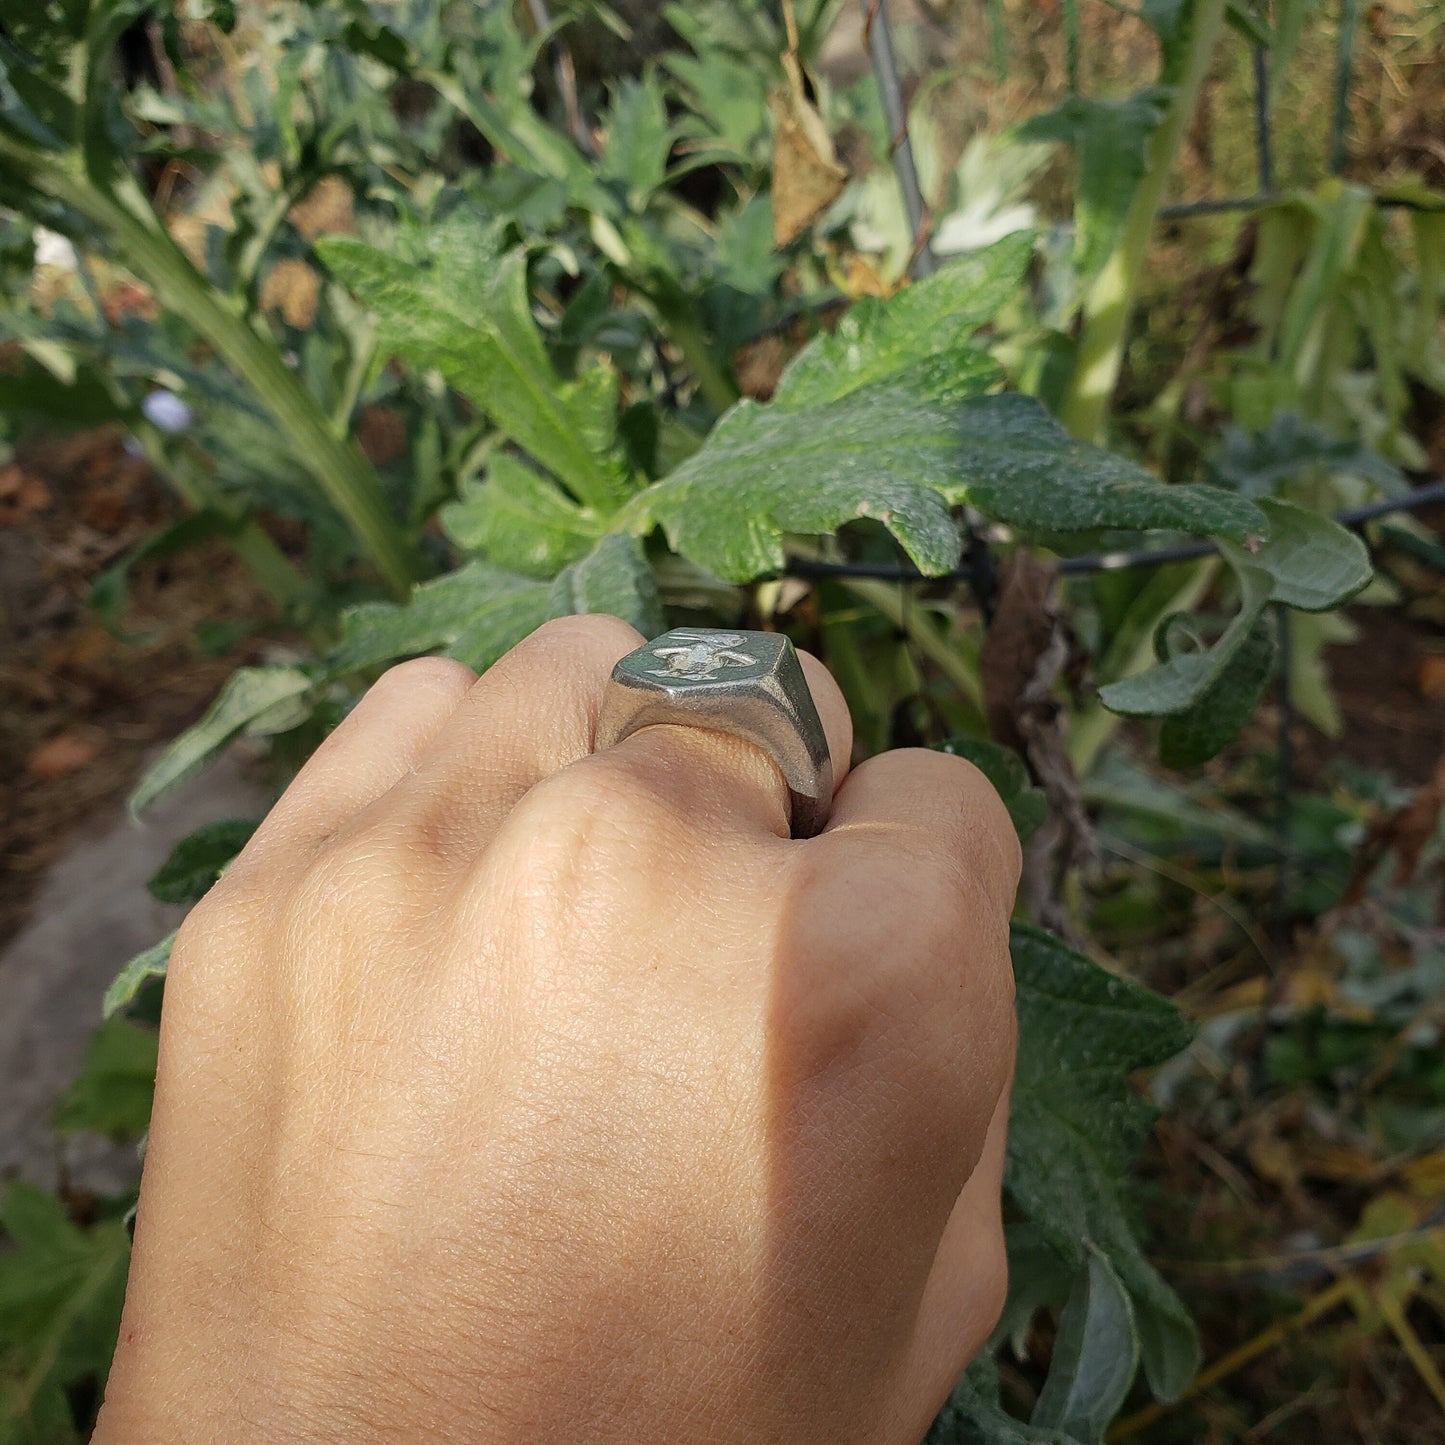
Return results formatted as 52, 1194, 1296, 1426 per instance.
595, 628, 834, 838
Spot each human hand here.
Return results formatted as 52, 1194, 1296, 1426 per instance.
96, 615, 1021, 1444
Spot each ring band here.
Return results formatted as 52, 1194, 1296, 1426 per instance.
595, 628, 834, 838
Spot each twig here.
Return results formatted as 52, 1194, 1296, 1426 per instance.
523, 0, 595, 159
859, 0, 936, 279
1252, 45, 1275, 196
1270, 602, 1294, 944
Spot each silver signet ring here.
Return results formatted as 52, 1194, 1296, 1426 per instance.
594, 628, 835, 838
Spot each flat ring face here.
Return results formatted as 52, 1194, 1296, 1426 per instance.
596, 628, 834, 838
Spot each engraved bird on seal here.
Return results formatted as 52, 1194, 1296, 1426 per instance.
646, 630, 758, 681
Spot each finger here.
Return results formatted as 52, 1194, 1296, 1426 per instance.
234, 656, 477, 867
819, 748, 1022, 917
901, 1088, 1013, 1434
375, 614, 645, 859
582, 642, 853, 839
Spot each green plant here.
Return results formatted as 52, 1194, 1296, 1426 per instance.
3, 1, 1440, 1441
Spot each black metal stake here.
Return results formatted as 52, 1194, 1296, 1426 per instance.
1270, 603, 1295, 944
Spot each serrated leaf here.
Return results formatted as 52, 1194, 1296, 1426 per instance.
103, 932, 174, 1021
0, 1182, 129, 1437
329, 561, 552, 676
52, 1017, 157, 1140
775, 234, 1034, 407
442, 455, 602, 577
146, 818, 259, 906
633, 369, 1262, 584
1158, 609, 1276, 767
545, 534, 664, 636
1006, 923, 1199, 1400
1030, 1246, 1139, 1441
130, 667, 314, 817
1220, 497, 1372, 613
318, 217, 626, 510
329, 536, 662, 679
938, 736, 1047, 840
1016, 91, 1171, 280
598, 76, 675, 206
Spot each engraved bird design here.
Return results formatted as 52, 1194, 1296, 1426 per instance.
646, 631, 757, 681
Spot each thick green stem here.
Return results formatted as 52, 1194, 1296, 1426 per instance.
838, 576, 988, 732
9, 143, 421, 596
1059, 0, 1229, 442
651, 291, 740, 416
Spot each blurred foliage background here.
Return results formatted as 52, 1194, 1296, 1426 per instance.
1, 1, 1443, 1441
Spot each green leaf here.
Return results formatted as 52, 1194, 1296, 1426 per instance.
633, 372, 1262, 583
1101, 498, 1368, 726
1016, 91, 1172, 280
1006, 923, 1199, 1400
441, 455, 603, 578
318, 217, 627, 511
0, 1181, 130, 1439
937, 737, 1047, 840
773, 234, 1035, 407
1083, 755, 1275, 852
598, 76, 676, 207
329, 561, 552, 676
1285, 607, 1357, 737
103, 932, 175, 1021
545, 534, 664, 637
927, 1358, 1087, 1445
1208, 411, 1406, 499
1268, 0, 1318, 98
996, 1223, 1078, 1358
1220, 497, 1372, 613
52, 1017, 157, 1140
130, 667, 314, 817
1158, 609, 1276, 767
146, 818, 259, 906
329, 536, 663, 679
1098, 564, 1271, 717
1030, 1246, 1139, 1442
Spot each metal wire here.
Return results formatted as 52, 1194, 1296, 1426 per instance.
860, 0, 937, 279
784, 478, 1445, 584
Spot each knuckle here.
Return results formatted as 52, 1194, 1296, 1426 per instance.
896, 748, 1025, 904
373, 654, 477, 698
518, 612, 642, 663
527, 754, 678, 853
288, 821, 430, 931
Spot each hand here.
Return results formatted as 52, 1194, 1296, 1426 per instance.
96, 616, 1021, 1444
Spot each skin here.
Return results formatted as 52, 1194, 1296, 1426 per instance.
95, 614, 1022, 1444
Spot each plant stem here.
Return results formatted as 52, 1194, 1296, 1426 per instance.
1059, 0, 1229, 442
837, 576, 988, 729
1068, 556, 1217, 774
650, 290, 740, 415
8, 142, 421, 596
